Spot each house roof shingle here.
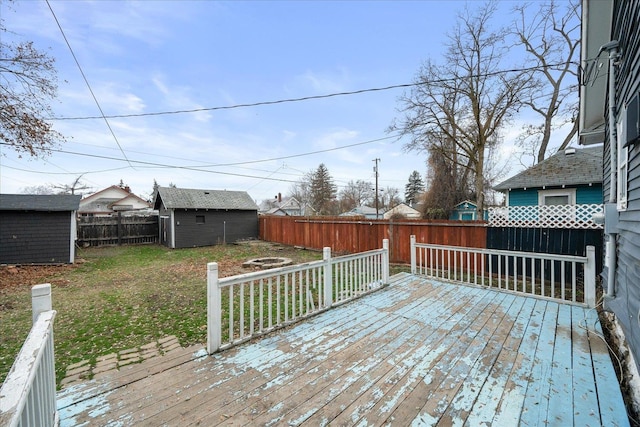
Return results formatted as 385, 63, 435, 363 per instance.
0, 194, 82, 211
493, 146, 603, 191
154, 187, 258, 211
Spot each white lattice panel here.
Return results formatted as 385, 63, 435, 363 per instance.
488, 204, 604, 229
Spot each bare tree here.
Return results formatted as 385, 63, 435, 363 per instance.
21, 184, 55, 195
51, 174, 91, 195
339, 179, 374, 211
514, 0, 580, 164
422, 147, 469, 219
288, 171, 313, 212
390, 2, 528, 216
1, 2, 64, 157
379, 186, 401, 211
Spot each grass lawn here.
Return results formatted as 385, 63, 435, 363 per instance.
0, 241, 327, 387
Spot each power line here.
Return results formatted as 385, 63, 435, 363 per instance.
2, 164, 131, 176
196, 135, 398, 167
45, 0, 134, 169
49, 62, 576, 121
25, 134, 398, 170
0, 131, 400, 186
0, 142, 297, 183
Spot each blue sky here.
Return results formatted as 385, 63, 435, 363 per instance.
0, 0, 575, 203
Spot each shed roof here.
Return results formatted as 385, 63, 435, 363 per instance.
493, 145, 603, 191
154, 187, 258, 211
0, 194, 81, 211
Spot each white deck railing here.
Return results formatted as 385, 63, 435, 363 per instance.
207, 240, 389, 353
410, 236, 596, 307
0, 284, 58, 427
487, 204, 604, 229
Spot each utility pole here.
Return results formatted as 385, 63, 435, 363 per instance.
373, 158, 380, 219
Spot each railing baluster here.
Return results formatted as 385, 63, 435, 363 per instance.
521, 256, 526, 294
259, 278, 264, 332
229, 286, 234, 342
551, 261, 556, 299
276, 275, 281, 325
268, 277, 273, 329
530, 258, 535, 296
572, 261, 577, 303
298, 270, 303, 315
284, 274, 289, 323
561, 262, 566, 300
498, 253, 502, 289
249, 280, 254, 336
240, 282, 245, 339
541, 259, 546, 298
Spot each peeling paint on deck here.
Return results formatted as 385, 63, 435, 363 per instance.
56, 273, 629, 426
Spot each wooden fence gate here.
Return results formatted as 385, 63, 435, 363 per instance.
77, 215, 158, 247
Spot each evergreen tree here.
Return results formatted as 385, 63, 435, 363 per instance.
404, 171, 425, 206
309, 163, 337, 215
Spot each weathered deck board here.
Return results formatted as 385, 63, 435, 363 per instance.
57, 273, 629, 426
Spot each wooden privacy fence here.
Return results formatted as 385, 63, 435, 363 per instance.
259, 216, 486, 264
77, 215, 158, 246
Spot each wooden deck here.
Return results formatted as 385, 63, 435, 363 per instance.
56, 273, 629, 426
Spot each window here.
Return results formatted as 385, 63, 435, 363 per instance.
543, 195, 570, 206
538, 189, 576, 224
538, 189, 575, 206
617, 110, 628, 210
196, 215, 205, 224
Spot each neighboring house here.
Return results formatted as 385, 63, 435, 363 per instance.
262, 196, 305, 216
580, 0, 640, 371
0, 194, 81, 264
339, 205, 381, 219
153, 187, 258, 249
383, 203, 421, 219
449, 200, 486, 221
79, 185, 151, 217
491, 146, 604, 228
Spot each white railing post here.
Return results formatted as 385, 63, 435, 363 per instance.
584, 246, 596, 308
410, 235, 416, 274
0, 284, 57, 427
323, 247, 333, 308
207, 262, 221, 354
382, 239, 389, 284
32, 283, 52, 324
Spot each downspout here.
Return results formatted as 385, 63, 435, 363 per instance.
602, 41, 620, 298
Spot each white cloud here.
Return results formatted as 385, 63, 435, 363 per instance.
150, 74, 212, 123
290, 67, 350, 94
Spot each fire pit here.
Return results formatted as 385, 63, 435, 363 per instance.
242, 257, 293, 270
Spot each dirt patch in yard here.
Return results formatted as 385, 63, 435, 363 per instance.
0, 264, 78, 291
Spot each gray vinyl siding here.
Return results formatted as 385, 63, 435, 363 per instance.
172, 210, 258, 249
0, 211, 72, 264
601, 0, 640, 373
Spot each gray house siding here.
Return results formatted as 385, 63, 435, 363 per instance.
598, 0, 640, 372
172, 210, 258, 248
0, 211, 73, 264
